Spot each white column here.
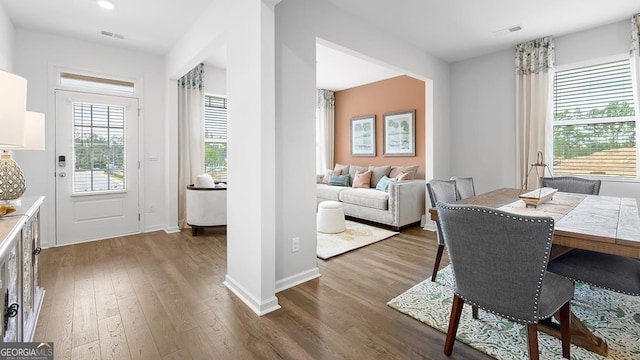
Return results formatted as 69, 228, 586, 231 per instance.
224, 0, 280, 315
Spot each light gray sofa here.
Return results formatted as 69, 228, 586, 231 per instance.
316, 164, 425, 229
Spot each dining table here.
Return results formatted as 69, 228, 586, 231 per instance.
429, 187, 640, 356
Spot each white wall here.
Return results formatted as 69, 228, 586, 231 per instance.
450, 48, 516, 194
12, 28, 167, 247
450, 19, 640, 203
204, 65, 226, 96
275, 0, 450, 287
0, 1, 13, 70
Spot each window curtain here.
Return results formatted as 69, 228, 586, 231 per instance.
515, 36, 555, 189
316, 89, 335, 174
178, 63, 205, 229
632, 14, 640, 117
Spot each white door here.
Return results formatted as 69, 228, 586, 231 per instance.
55, 90, 140, 245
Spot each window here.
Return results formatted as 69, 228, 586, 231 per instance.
60, 72, 135, 93
73, 102, 125, 192
204, 94, 227, 182
552, 58, 638, 178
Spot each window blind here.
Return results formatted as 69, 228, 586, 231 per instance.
554, 60, 635, 120
204, 95, 227, 142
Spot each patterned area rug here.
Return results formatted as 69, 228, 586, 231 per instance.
388, 266, 640, 359
316, 220, 398, 259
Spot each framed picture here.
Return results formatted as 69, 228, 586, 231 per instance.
350, 115, 376, 156
383, 110, 415, 156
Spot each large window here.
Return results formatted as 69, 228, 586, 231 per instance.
552, 57, 638, 178
204, 94, 227, 182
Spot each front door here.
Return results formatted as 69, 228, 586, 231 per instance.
55, 90, 140, 245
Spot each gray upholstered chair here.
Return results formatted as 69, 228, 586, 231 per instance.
450, 176, 475, 200
548, 249, 640, 295
426, 180, 458, 282
542, 176, 601, 195
437, 203, 573, 360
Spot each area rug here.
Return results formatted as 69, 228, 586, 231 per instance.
316, 220, 398, 259
388, 266, 640, 359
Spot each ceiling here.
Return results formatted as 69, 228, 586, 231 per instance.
3, 0, 640, 90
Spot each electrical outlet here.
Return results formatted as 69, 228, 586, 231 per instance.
149, 204, 155, 213
292, 237, 300, 253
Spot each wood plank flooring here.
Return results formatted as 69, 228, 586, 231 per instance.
34, 225, 492, 359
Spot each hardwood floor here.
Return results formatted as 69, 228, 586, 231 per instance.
34, 225, 492, 360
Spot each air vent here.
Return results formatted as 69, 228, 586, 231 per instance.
492, 24, 523, 37
101, 31, 125, 40
509, 25, 523, 33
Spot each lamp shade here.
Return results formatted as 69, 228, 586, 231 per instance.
22, 111, 45, 150
0, 70, 27, 148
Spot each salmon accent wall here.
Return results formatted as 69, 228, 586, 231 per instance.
334, 75, 426, 179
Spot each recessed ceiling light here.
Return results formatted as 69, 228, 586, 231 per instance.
97, 0, 115, 10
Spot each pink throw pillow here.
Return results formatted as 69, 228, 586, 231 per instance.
352, 170, 372, 188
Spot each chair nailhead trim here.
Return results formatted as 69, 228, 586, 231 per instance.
439, 204, 555, 320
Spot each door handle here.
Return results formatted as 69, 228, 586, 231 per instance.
58, 172, 66, 178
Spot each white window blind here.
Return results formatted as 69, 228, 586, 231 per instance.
552, 58, 637, 178
204, 94, 228, 182
73, 102, 126, 192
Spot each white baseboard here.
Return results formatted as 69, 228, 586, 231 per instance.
423, 219, 436, 232
224, 275, 281, 316
275, 267, 321, 293
144, 225, 166, 233
164, 225, 180, 234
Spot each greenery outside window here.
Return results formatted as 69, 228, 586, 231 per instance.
553, 57, 638, 178
73, 102, 125, 193
204, 94, 227, 182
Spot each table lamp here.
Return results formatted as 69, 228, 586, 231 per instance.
0, 70, 27, 147
0, 111, 45, 201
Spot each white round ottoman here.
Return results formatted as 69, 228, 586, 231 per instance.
317, 200, 346, 233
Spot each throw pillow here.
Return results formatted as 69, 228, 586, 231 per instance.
396, 172, 410, 181
352, 170, 372, 188
389, 165, 419, 179
348, 165, 369, 186
322, 169, 341, 184
195, 174, 215, 188
334, 163, 350, 177
375, 175, 397, 191
328, 174, 349, 187
368, 165, 392, 188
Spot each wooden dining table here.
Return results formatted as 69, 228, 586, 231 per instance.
429, 188, 640, 356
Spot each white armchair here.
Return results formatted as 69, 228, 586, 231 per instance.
186, 174, 227, 236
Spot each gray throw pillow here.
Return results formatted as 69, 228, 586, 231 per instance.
368, 165, 392, 188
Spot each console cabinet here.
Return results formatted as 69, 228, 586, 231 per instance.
0, 196, 44, 342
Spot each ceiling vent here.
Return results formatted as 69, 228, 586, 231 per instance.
509, 25, 523, 33
101, 31, 125, 40
492, 24, 523, 37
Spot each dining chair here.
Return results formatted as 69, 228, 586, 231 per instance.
437, 203, 573, 360
548, 249, 640, 296
426, 180, 458, 282
542, 176, 601, 195
450, 176, 475, 200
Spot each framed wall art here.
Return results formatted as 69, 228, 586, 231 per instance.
383, 110, 415, 156
350, 115, 376, 156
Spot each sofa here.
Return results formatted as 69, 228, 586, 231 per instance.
316, 164, 425, 229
